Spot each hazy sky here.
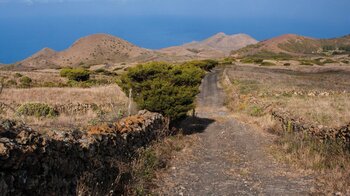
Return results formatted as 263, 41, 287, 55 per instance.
0, 0, 349, 63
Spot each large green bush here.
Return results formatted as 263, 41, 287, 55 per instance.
16, 103, 58, 118
119, 62, 205, 120
60, 68, 90, 81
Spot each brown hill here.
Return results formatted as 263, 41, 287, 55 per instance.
159, 32, 258, 58
19, 48, 58, 69
17, 34, 155, 69
232, 34, 350, 57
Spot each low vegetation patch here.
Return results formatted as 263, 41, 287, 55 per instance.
16, 103, 58, 118
60, 67, 90, 82
260, 61, 276, 66
242, 51, 292, 60
219, 57, 236, 65
241, 58, 263, 64
19, 76, 33, 88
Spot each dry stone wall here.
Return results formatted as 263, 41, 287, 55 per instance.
0, 110, 168, 196
272, 111, 350, 145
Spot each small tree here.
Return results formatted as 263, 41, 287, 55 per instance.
119, 62, 205, 120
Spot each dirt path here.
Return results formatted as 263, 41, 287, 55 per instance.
154, 68, 314, 195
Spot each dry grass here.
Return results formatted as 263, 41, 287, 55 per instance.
0, 70, 66, 86
129, 133, 196, 195
270, 130, 350, 195
224, 64, 350, 127
0, 69, 118, 88
1, 84, 127, 105
0, 84, 128, 131
223, 63, 350, 194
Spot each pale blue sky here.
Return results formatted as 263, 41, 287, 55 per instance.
0, 0, 349, 63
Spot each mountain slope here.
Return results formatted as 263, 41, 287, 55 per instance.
18, 34, 155, 69
159, 32, 258, 58
233, 34, 350, 57
19, 48, 58, 69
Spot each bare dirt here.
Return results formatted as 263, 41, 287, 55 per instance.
154, 68, 314, 195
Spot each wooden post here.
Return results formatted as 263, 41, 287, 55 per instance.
128, 88, 132, 116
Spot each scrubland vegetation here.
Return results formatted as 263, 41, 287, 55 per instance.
223, 62, 350, 194
0, 59, 217, 133
2, 51, 350, 194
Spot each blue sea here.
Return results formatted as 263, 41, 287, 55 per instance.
0, 15, 348, 64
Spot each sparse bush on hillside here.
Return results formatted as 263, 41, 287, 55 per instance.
16, 103, 58, 118
220, 57, 236, 65
323, 59, 336, 64
339, 45, 350, 52
66, 79, 111, 88
245, 51, 292, 60
322, 45, 336, 51
14, 73, 22, 78
248, 105, 264, 117
241, 58, 264, 64
94, 68, 117, 76
119, 62, 205, 120
60, 68, 90, 82
19, 76, 32, 88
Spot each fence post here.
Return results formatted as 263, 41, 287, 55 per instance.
128, 88, 132, 116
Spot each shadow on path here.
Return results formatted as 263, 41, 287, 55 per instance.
176, 116, 215, 135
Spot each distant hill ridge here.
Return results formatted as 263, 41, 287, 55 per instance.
9, 32, 350, 70
17, 34, 155, 69
233, 33, 350, 57
159, 32, 258, 58
15, 32, 258, 69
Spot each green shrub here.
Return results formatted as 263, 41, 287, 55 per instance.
60, 68, 90, 81
94, 68, 116, 76
220, 57, 236, 65
322, 45, 336, 51
41, 82, 67, 88
19, 76, 32, 88
119, 62, 205, 120
260, 61, 276, 66
16, 103, 58, 118
14, 73, 22, 78
248, 105, 264, 117
241, 58, 264, 64
323, 59, 336, 64
299, 60, 314, 66
339, 45, 350, 52
66, 79, 108, 88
